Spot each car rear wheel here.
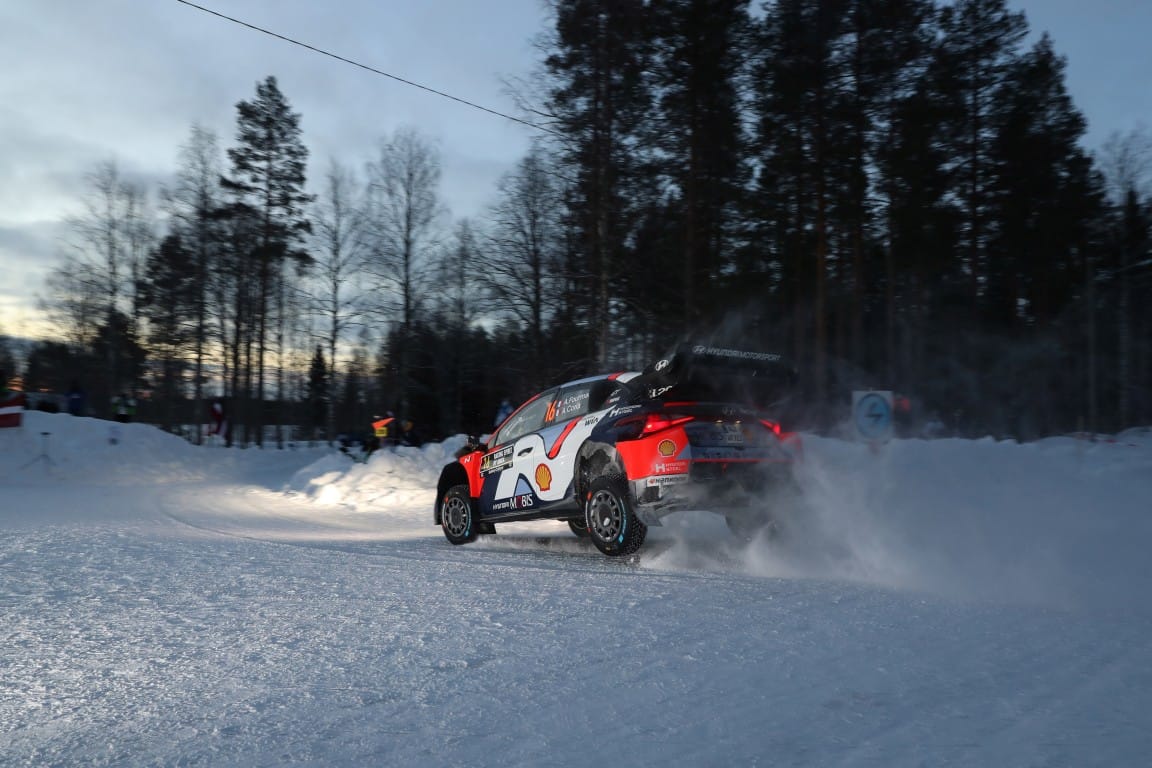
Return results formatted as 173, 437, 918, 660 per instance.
585, 476, 646, 556
441, 485, 478, 545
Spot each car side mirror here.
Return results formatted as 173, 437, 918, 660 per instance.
455, 435, 486, 458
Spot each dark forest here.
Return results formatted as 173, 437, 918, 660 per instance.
3, 0, 1149, 445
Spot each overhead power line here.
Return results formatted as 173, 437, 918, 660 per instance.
173, 0, 558, 136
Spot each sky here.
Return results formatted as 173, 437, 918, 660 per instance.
2, 410, 1151, 764
1, 0, 1151, 339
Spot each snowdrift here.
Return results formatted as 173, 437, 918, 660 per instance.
0, 412, 207, 484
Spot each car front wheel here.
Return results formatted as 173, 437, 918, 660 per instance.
567, 518, 590, 537
441, 485, 478, 545
585, 476, 646, 556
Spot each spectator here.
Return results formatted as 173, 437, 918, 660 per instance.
208, 398, 229, 443
399, 419, 421, 447
67, 380, 86, 417
112, 392, 137, 423
366, 413, 395, 458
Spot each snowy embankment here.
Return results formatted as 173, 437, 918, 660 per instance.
2, 412, 1151, 767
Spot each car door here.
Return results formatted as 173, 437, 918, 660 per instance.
502, 381, 607, 514
476, 389, 556, 518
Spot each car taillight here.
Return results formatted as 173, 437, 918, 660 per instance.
760, 419, 782, 436
641, 413, 693, 435
616, 412, 693, 440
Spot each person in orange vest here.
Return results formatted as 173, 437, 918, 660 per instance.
367, 412, 395, 457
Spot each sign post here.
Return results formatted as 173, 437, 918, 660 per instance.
852, 390, 894, 449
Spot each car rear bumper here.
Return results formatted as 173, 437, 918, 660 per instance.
628, 461, 796, 525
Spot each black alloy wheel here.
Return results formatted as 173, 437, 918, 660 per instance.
441, 485, 479, 545
584, 475, 646, 556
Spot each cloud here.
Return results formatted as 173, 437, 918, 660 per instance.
0, 0, 546, 334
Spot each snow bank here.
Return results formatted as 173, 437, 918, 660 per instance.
0, 411, 206, 485
283, 435, 467, 521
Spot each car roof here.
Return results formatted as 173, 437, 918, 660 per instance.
553, 372, 641, 389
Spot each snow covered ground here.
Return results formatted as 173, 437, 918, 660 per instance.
2, 412, 1151, 767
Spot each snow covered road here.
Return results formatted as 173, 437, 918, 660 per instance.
2, 413, 1151, 766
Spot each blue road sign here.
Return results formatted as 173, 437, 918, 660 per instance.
854, 391, 893, 441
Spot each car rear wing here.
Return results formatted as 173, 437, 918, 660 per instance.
630, 344, 797, 411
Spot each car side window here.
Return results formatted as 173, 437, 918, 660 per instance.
493, 391, 556, 446
546, 384, 595, 425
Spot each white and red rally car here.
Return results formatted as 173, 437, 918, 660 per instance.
434, 344, 802, 556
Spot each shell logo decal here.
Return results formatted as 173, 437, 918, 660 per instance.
535, 463, 553, 491
658, 439, 677, 457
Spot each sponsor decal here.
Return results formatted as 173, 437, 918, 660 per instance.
654, 358, 671, 372
491, 493, 536, 512
653, 460, 689, 474
480, 445, 514, 475
657, 439, 677, 457
608, 404, 642, 419
535, 463, 553, 491
646, 474, 689, 487
582, 414, 601, 428
648, 385, 674, 398
552, 390, 590, 420
691, 345, 782, 362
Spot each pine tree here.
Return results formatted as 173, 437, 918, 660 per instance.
544, 0, 653, 367
306, 345, 329, 441
139, 233, 196, 431
649, 0, 750, 332
748, 0, 854, 414
163, 124, 226, 444
988, 35, 1099, 331
222, 76, 313, 446
930, 0, 1028, 323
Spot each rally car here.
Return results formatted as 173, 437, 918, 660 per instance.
433, 344, 803, 556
